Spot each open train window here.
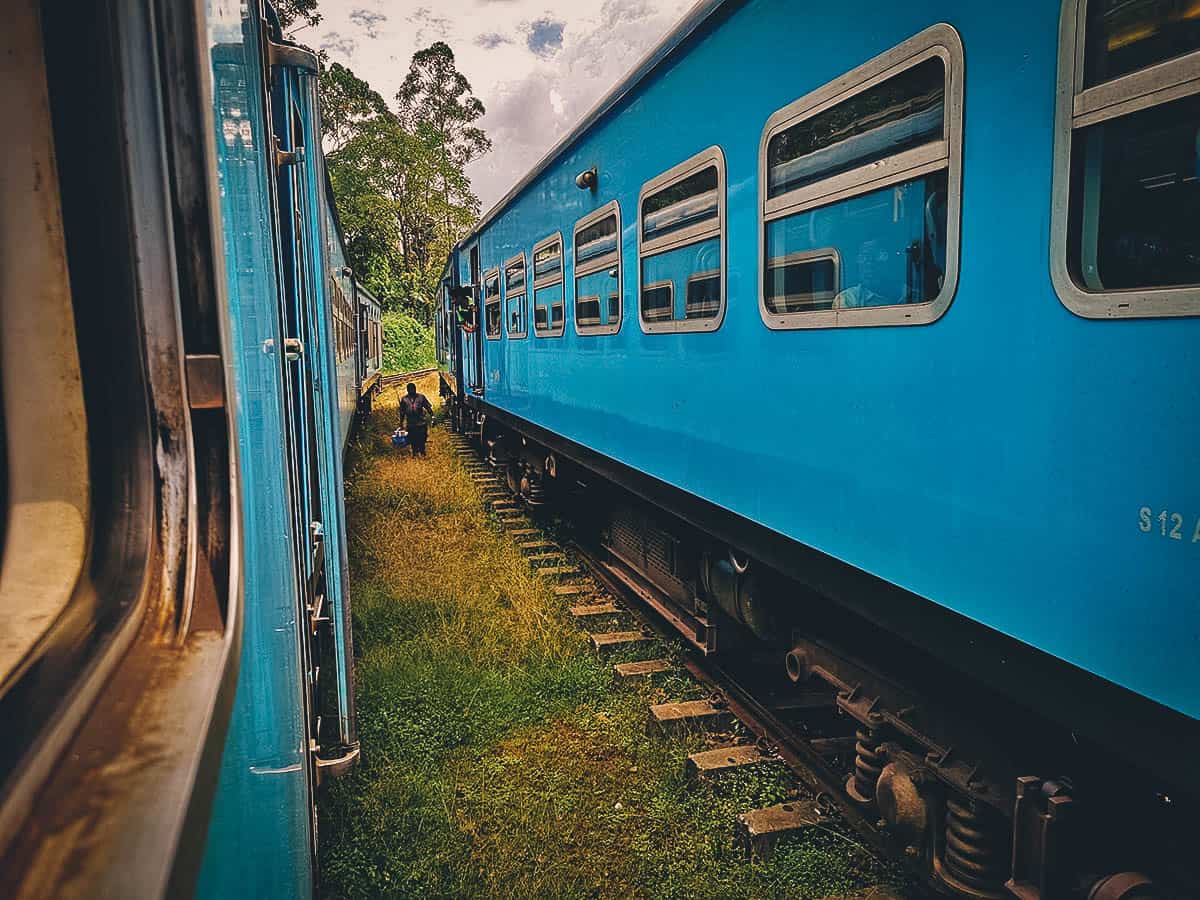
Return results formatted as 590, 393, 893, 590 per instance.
1051, 0, 1200, 318
505, 253, 527, 338
758, 24, 963, 329
484, 266, 502, 339
638, 147, 726, 333
573, 201, 622, 335
532, 233, 565, 337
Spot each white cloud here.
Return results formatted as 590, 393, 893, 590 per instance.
312, 0, 692, 210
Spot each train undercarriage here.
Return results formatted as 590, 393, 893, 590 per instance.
447, 394, 1195, 899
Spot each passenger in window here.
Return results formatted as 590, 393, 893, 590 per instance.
834, 239, 894, 308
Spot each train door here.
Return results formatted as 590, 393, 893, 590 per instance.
467, 242, 483, 394
269, 65, 325, 866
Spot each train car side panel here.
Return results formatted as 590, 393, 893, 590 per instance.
466, 0, 1200, 722
196, 17, 313, 900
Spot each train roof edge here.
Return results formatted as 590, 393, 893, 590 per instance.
453, 0, 734, 258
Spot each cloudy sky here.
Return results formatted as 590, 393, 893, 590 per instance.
301, 0, 694, 211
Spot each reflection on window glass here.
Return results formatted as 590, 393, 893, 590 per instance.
1084, 0, 1200, 88
534, 241, 561, 279
534, 282, 563, 334
767, 57, 945, 200
765, 172, 947, 311
685, 272, 721, 319
765, 253, 839, 313
505, 258, 525, 294
642, 166, 719, 241
507, 294, 525, 334
642, 283, 672, 321
1075, 93, 1200, 290
640, 236, 721, 322
484, 270, 501, 336
575, 267, 618, 328
577, 215, 618, 265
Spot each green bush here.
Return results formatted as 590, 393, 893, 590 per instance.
382, 312, 435, 374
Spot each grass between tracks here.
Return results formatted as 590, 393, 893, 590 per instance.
318, 374, 909, 899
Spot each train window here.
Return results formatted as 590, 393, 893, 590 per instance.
758, 24, 963, 329
484, 267, 501, 339
573, 201, 621, 335
765, 249, 841, 312
504, 253, 527, 338
1051, 0, 1200, 318
642, 281, 674, 322
532, 233, 565, 337
638, 147, 726, 333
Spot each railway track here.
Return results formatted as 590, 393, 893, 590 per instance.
380, 367, 438, 389
445, 427, 925, 894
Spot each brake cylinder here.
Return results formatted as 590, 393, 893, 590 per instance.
701, 551, 776, 641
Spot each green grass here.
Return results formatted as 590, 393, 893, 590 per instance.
318, 376, 910, 898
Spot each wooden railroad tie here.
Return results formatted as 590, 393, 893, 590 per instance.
686, 744, 772, 782
735, 800, 823, 860
569, 601, 621, 617
526, 552, 566, 565
535, 565, 581, 579
552, 583, 591, 598
613, 658, 675, 682
648, 699, 736, 737
588, 630, 653, 656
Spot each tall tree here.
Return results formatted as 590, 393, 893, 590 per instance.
393, 42, 489, 285
320, 61, 391, 154
395, 42, 491, 168
318, 48, 487, 324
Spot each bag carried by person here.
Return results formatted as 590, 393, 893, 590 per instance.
391, 428, 408, 448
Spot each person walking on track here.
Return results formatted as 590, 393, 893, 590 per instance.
398, 382, 434, 457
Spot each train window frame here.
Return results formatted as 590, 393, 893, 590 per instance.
641, 279, 675, 323
483, 265, 502, 340
1050, 0, 1200, 319
572, 200, 622, 336
765, 248, 843, 313
504, 252, 528, 339
637, 146, 727, 334
757, 23, 964, 330
532, 232, 565, 338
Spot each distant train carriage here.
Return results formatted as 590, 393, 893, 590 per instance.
438, 0, 1200, 895
357, 283, 384, 415
1, 2, 369, 897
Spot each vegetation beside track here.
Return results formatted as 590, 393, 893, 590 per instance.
319, 375, 908, 898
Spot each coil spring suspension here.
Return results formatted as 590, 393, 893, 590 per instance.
846, 728, 884, 803
942, 796, 1007, 894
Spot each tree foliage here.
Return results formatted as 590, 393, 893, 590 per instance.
276, 0, 321, 31
381, 312, 436, 373
319, 44, 486, 325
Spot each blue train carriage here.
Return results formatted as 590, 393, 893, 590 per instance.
355, 282, 384, 416
439, 0, 1200, 895
1, 2, 358, 897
